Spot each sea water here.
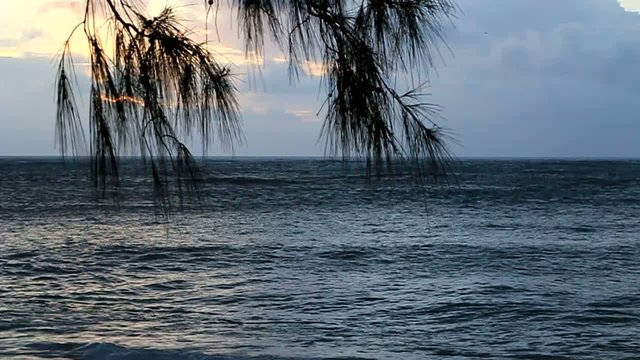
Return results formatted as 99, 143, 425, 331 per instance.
1, 158, 639, 359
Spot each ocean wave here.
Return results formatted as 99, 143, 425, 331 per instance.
3, 159, 640, 359
19, 342, 375, 360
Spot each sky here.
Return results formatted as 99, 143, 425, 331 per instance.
1, 0, 640, 157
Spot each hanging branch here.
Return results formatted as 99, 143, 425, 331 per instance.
56, 0, 241, 217
226, 0, 457, 174
56, 0, 457, 216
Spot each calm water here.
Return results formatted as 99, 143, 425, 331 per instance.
1, 158, 639, 359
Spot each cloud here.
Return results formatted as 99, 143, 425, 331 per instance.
462, 17, 640, 92
286, 109, 321, 123
22, 29, 44, 41
418, 0, 640, 157
0, 57, 60, 155
208, 44, 264, 66
0, 38, 17, 47
238, 109, 324, 156
38, 0, 85, 16
618, 0, 640, 13
303, 61, 326, 77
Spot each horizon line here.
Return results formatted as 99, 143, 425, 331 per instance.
1, 155, 639, 161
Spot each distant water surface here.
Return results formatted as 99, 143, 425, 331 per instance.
1, 158, 639, 359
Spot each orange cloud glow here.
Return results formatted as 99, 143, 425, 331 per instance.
101, 95, 145, 105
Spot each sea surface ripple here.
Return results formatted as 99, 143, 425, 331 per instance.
1, 158, 639, 359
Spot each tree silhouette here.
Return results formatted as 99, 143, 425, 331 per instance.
56, 0, 456, 213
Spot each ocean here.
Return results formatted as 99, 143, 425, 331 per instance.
1, 158, 639, 359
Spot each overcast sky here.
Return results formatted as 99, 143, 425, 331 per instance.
1, 0, 640, 157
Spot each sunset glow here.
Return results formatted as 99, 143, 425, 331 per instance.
101, 95, 145, 105
0, 0, 249, 64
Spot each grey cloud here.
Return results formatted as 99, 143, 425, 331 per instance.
238, 109, 324, 156
0, 57, 58, 155
38, 1, 85, 16
22, 29, 44, 41
0, 38, 17, 47
457, 17, 640, 91
240, 59, 323, 95
418, 0, 640, 157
